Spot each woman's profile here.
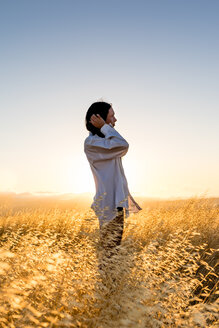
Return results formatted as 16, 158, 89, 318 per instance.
84, 101, 142, 259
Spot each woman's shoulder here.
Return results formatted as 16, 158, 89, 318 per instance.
84, 132, 99, 146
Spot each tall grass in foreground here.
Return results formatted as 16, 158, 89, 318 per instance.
0, 197, 218, 327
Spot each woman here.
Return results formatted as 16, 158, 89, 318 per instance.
84, 101, 142, 255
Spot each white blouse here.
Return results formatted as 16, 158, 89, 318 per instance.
84, 123, 142, 228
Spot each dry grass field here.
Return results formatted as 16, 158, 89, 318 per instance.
0, 194, 218, 327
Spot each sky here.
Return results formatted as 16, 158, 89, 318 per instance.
0, 0, 218, 199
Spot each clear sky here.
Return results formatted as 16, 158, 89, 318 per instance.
1, 0, 218, 199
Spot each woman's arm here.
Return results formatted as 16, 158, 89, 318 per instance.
84, 123, 129, 163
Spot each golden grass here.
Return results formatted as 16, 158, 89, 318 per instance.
0, 196, 218, 327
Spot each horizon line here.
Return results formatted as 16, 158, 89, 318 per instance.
0, 190, 218, 200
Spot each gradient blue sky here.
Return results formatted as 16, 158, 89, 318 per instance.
1, 0, 218, 199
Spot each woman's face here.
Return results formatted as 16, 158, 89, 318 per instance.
106, 107, 117, 127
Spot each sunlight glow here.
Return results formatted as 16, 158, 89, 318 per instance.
0, 169, 17, 192
62, 159, 95, 194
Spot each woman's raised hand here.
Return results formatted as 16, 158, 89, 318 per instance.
89, 114, 105, 129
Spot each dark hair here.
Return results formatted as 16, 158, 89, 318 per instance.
85, 101, 111, 138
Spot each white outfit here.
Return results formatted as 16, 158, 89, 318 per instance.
84, 123, 142, 228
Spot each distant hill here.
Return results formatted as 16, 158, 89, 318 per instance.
0, 191, 218, 210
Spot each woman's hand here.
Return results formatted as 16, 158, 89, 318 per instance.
89, 114, 105, 129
